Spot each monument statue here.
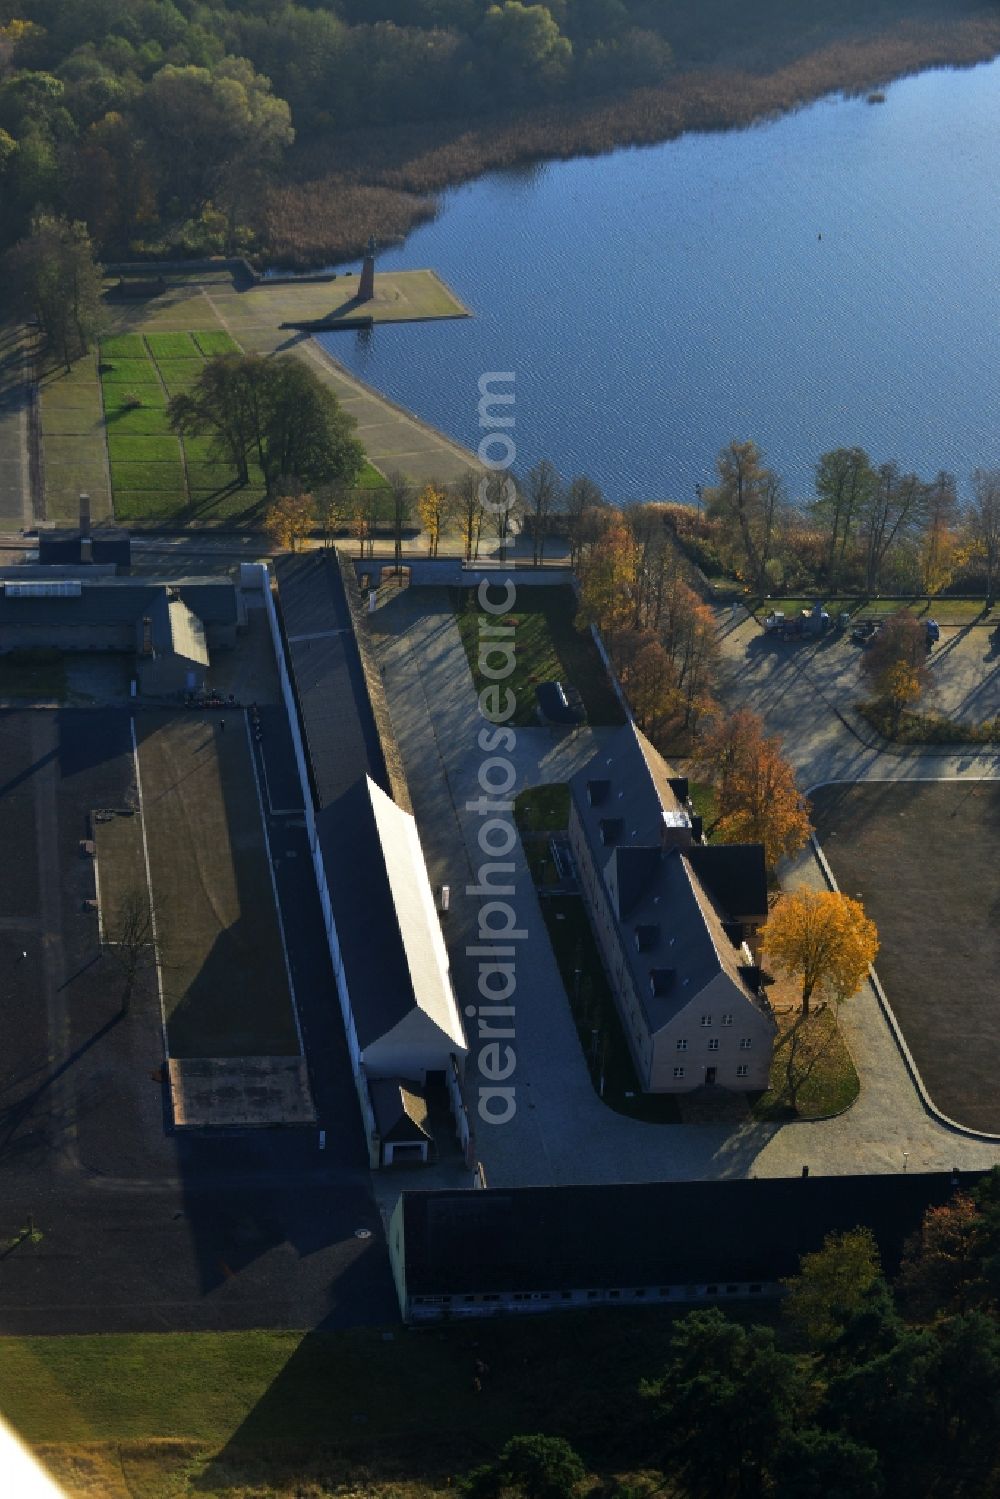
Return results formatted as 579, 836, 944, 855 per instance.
358, 234, 377, 302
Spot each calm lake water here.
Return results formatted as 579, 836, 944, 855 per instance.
321, 58, 1000, 505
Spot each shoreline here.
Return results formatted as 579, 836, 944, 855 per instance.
261, 9, 1000, 267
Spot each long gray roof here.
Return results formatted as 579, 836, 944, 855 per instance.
276, 552, 461, 1055
570, 724, 769, 1034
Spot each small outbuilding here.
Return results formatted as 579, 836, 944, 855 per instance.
369, 1077, 435, 1165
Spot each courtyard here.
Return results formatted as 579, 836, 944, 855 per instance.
812, 779, 1000, 1133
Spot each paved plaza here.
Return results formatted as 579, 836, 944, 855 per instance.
370, 584, 1000, 1187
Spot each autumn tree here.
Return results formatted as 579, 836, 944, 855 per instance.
264, 492, 315, 552
103, 887, 155, 1016
860, 609, 931, 730
700, 710, 811, 868
762, 889, 878, 1016
783, 1228, 884, 1348
576, 511, 637, 664
969, 468, 1000, 607
417, 481, 451, 558
921, 470, 958, 595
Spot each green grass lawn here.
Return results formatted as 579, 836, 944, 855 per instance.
753, 595, 991, 626
107, 434, 185, 464
514, 783, 571, 833
1, 1301, 772, 1497
752, 1002, 860, 1121
0, 649, 66, 700
144, 331, 201, 360
100, 357, 159, 384
98, 333, 148, 359
193, 329, 241, 357
451, 585, 625, 727
687, 780, 718, 830
111, 461, 187, 491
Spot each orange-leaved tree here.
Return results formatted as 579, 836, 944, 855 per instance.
762, 889, 878, 1016
700, 709, 811, 868
264, 492, 315, 553
417, 482, 451, 558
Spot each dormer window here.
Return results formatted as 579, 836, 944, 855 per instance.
649, 969, 675, 996
600, 818, 623, 846
587, 779, 610, 807
634, 924, 659, 952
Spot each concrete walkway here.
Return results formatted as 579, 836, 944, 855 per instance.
0, 324, 32, 531
371, 586, 1000, 1185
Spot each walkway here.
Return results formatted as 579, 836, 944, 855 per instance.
0, 324, 32, 531
371, 586, 1000, 1185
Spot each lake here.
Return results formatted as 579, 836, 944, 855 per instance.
320, 57, 1000, 505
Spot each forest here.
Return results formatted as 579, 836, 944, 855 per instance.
1, 0, 996, 267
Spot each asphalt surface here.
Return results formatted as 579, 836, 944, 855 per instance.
0, 706, 396, 1335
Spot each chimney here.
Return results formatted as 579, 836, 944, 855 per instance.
79, 493, 91, 539
141, 616, 153, 656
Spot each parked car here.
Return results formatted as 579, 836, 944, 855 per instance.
851, 619, 881, 646
925, 618, 940, 650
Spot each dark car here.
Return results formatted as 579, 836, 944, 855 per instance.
851, 620, 880, 646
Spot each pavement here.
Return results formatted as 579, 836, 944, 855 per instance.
370, 585, 1000, 1187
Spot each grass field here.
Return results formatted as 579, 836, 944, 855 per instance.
751, 596, 992, 626
451, 585, 625, 727
37, 355, 111, 523
0, 648, 66, 699
1, 1300, 738, 1497
753, 996, 859, 1121
813, 780, 1000, 1133
94, 329, 274, 528
129, 713, 299, 1058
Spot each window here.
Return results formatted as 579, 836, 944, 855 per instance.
708, 1038, 720, 1052
739, 1037, 753, 1050
673, 1066, 685, 1078
700, 1015, 712, 1027
676, 1038, 688, 1051
721, 1013, 734, 1026
736, 1065, 749, 1078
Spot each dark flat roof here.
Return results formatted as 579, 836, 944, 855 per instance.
402, 1173, 983, 1295
0, 578, 237, 629
274, 552, 389, 810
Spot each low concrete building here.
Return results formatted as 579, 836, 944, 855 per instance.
0, 575, 242, 691
273, 551, 472, 1167
568, 724, 775, 1093
389, 1172, 980, 1322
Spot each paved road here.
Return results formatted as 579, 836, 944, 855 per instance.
371, 586, 1000, 1186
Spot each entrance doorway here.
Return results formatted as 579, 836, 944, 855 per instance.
705, 1067, 717, 1085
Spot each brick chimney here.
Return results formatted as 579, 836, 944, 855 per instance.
79, 493, 91, 538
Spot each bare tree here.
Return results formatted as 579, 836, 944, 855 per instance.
385, 469, 413, 575
525, 458, 561, 565
453, 470, 486, 562
970, 468, 1000, 608
564, 475, 608, 567
103, 888, 155, 1016
860, 463, 927, 593
483, 470, 521, 564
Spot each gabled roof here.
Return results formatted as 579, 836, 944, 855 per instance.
370, 1078, 432, 1143
571, 723, 772, 1036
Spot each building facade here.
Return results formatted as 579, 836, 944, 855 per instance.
568, 725, 775, 1093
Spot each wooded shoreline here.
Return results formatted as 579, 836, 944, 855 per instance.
262, 10, 1000, 267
